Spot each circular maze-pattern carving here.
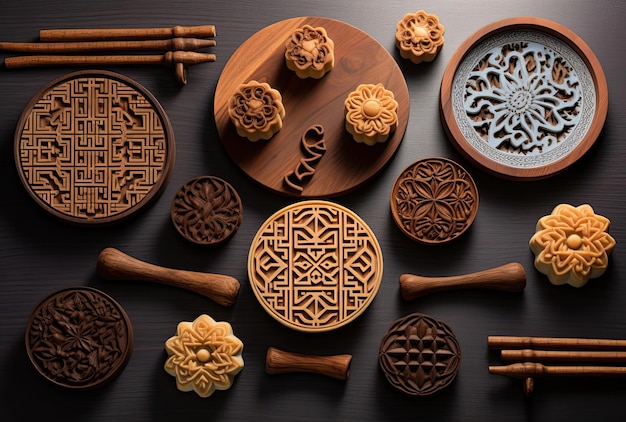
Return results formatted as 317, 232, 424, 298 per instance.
171, 176, 243, 245
248, 200, 383, 332
379, 313, 461, 396
25, 287, 134, 389
390, 157, 478, 244
14, 70, 175, 224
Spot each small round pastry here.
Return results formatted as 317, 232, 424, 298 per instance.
395, 10, 445, 64
285, 24, 335, 79
171, 176, 243, 245
344, 83, 398, 146
25, 287, 133, 389
379, 313, 461, 396
390, 157, 478, 244
228, 80, 286, 142
529, 204, 616, 287
164, 314, 244, 398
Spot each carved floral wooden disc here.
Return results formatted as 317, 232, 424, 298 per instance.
440, 17, 608, 180
379, 312, 461, 396
25, 286, 134, 389
390, 157, 478, 244
14, 70, 175, 224
248, 200, 383, 332
214, 17, 409, 197
171, 176, 243, 245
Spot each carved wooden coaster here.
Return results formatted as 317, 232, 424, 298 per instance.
214, 16, 409, 197
25, 286, 134, 389
379, 312, 461, 396
171, 176, 243, 245
14, 70, 175, 224
440, 17, 608, 180
248, 200, 383, 332
390, 157, 478, 244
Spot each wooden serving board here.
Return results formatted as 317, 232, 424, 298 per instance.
214, 17, 409, 197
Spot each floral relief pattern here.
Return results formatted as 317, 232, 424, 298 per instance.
392, 158, 478, 244
530, 204, 616, 288
171, 176, 242, 245
228, 80, 285, 142
395, 10, 445, 64
285, 24, 334, 79
464, 41, 582, 155
164, 314, 244, 398
344, 83, 398, 146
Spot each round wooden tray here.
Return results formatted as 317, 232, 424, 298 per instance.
14, 70, 175, 224
440, 17, 608, 180
248, 200, 383, 332
214, 17, 410, 197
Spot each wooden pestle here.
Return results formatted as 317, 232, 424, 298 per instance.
96, 247, 239, 306
399, 262, 526, 301
39, 25, 216, 42
265, 347, 352, 380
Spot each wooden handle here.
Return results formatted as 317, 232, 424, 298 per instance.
0, 38, 215, 53
265, 347, 352, 380
40, 25, 216, 41
4, 51, 216, 68
96, 247, 239, 306
500, 349, 626, 363
488, 336, 626, 351
399, 262, 526, 301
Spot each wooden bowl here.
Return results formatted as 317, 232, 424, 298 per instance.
14, 70, 175, 224
440, 17, 608, 180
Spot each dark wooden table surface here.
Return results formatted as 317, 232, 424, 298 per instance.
1, 1, 625, 421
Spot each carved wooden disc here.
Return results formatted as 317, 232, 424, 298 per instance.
440, 17, 608, 180
248, 200, 383, 332
379, 313, 461, 396
214, 17, 410, 197
170, 175, 243, 245
14, 70, 175, 224
25, 286, 134, 389
390, 157, 478, 244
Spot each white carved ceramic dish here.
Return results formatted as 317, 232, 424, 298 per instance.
440, 17, 608, 180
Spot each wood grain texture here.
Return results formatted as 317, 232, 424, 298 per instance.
214, 16, 409, 197
1, 1, 626, 421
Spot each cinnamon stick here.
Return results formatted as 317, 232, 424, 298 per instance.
39, 25, 216, 42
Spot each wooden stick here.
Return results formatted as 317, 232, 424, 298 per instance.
399, 262, 526, 301
488, 336, 626, 351
96, 247, 240, 307
265, 347, 352, 380
500, 349, 626, 363
0, 38, 215, 53
4, 51, 216, 85
40, 25, 216, 42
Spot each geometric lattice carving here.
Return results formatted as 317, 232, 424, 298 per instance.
15, 71, 174, 224
248, 200, 383, 332
379, 313, 461, 396
25, 287, 133, 389
390, 158, 478, 244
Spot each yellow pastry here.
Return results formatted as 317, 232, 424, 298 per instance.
529, 204, 616, 287
395, 10, 445, 64
228, 80, 285, 142
344, 83, 398, 146
285, 24, 334, 79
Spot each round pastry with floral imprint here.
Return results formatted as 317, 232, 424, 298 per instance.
395, 10, 445, 64
344, 83, 398, 146
25, 286, 133, 389
164, 314, 244, 398
285, 24, 335, 79
248, 200, 383, 332
379, 312, 461, 396
390, 157, 478, 244
171, 176, 243, 245
228, 80, 285, 142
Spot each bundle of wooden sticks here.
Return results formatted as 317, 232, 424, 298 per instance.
488, 335, 626, 397
1, 25, 217, 85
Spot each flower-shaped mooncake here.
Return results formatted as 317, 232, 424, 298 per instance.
395, 10, 445, 64
344, 83, 398, 146
285, 24, 335, 79
529, 204, 616, 287
164, 314, 244, 397
228, 80, 285, 142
